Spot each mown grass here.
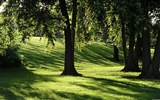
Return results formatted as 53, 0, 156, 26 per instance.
0, 37, 160, 100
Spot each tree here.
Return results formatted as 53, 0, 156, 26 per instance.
113, 45, 119, 61
121, 1, 141, 72
139, 0, 160, 79
59, 0, 81, 76
108, 0, 142, 72
120, 15, 128, 68
0, 5, 22, 69
2, 0, 81, 75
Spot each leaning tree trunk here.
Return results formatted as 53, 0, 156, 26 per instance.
59, 0, 81, 76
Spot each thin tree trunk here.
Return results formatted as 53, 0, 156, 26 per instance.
59, 0, 81, 76
134, 34, 142, 71
71, 0, 77, 48
71, 0, 77, 71
120, 17, 128, 71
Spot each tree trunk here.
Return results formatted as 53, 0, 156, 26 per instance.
139, 0, 151, 78
149, 31, 160, 79
113, 45, 119, 61
127, 17, 141, 72
59, 0, 81, 76
134, 34, 142, 70
71, 0, 77, 48
120, 17, 128, 71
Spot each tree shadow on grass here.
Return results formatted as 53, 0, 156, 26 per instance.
1, 67, 160, 100
53, 91, 103, 100
0, 68, 104, 100
75, 43, 124, 67
19, 42, 64, 70
75, 76, 160, 100
0, 67, 58, 100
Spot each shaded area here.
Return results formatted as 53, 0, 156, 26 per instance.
76, 76, 160, 100
75, 43, 124, 66
53, 91, 103, 100
0, 68, 57, 100
18, 40, 65, 71
0, 68, 103, 100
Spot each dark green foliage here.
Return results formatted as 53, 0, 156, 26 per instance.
0, 46, 22, 69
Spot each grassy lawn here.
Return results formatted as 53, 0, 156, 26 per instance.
0, 37, 160, 100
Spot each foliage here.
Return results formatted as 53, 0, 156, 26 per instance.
0, 11, 22, 69
108, 17, 122, 46
3, 0, 65, 45
75, 0, 110, 49
0, 45, 22, 69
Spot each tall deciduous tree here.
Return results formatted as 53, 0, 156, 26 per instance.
59, 0, 81, 76
121, 1, 141, 72
109, 0, 141, 72
139, 0, 151, 77
139, 0, 160, 79
2, 0, 81, 76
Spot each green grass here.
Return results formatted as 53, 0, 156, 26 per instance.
0, 37, 160, 100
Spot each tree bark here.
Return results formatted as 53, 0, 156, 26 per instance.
113, 45, 119, 61
139, 0, 151, 78
127, 17, 141, 72
134, 34, 142, 70
59, 0, 81, 76
71, 0, 77, 48
149, 31, 160, 79
120, 17, 128, 71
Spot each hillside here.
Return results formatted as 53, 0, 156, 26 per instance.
0, 37, 160, 100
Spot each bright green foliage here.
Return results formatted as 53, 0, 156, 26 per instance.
3, 0, 65, 45
108, 17, 122, 47
0, 13, 19, 55
0, 10, 22, 68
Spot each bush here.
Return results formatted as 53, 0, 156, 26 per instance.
0, 46, 22, 69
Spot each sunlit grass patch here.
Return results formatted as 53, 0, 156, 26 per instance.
0, 37, 160, 100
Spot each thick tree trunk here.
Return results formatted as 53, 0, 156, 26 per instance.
113, 45, 119, 61
148, 31, 160, 79
127, 18, 141, 72
139, 0, 151, 78
59, 0, 81, 76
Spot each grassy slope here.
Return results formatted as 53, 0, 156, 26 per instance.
0, 37, 160, 100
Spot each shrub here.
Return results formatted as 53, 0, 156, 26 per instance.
0, 46, 22, 69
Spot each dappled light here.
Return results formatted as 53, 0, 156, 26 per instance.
1, 37, 160, 99
1, 67, 160, 99
1, 0, 160, 99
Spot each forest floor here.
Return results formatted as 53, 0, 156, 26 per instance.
0, 37, 160, 100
